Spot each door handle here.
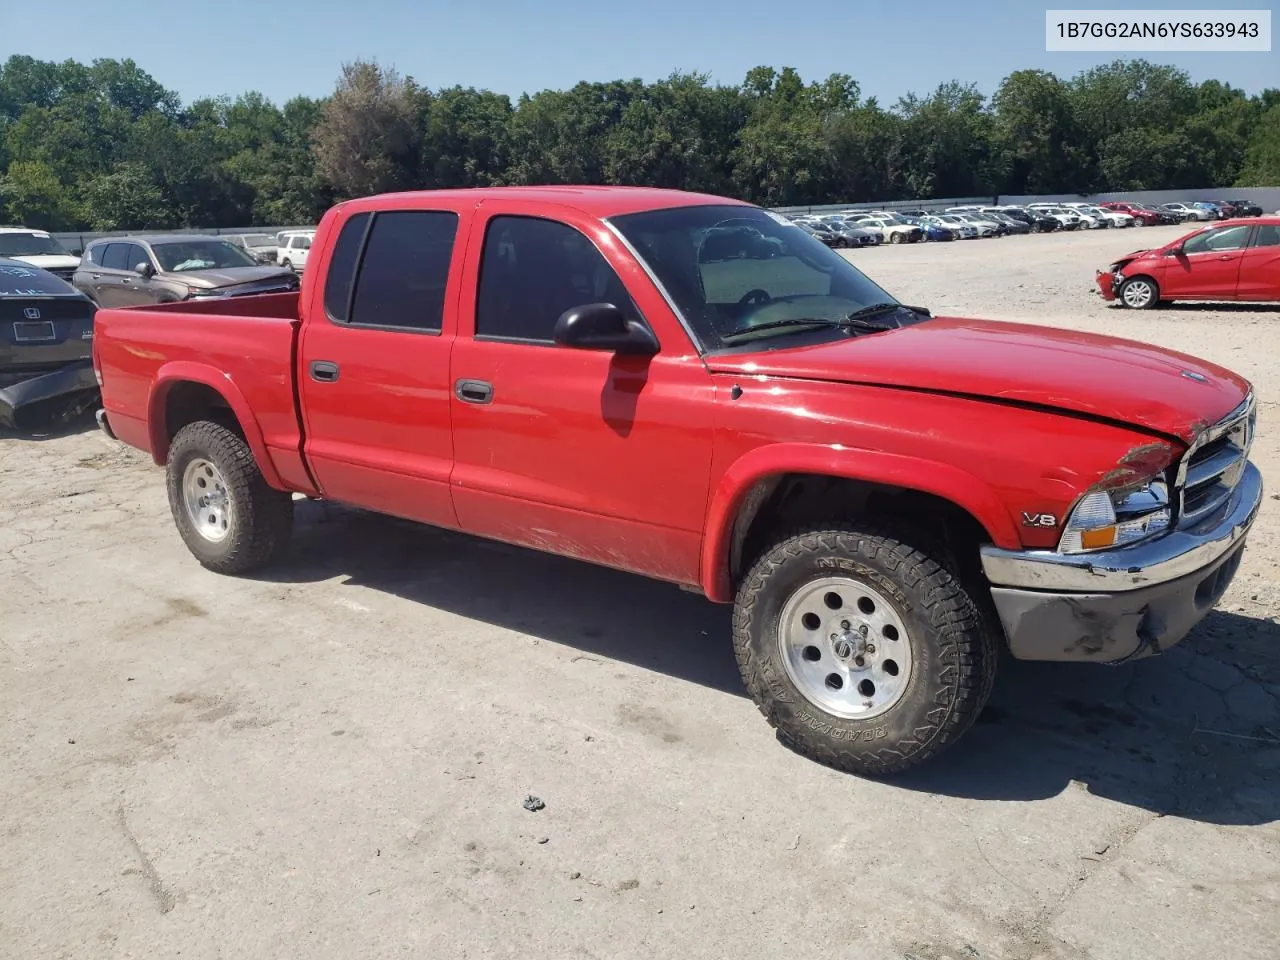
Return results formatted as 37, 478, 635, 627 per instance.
309, 360, 340, 383
1218, 255, 1236, 261
455, 379, 494, 404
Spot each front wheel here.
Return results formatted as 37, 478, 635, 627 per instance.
1118, 276, 1160, 309
166, 420, 294, 574
733, 523, 997, 777
889, 232, 903, 244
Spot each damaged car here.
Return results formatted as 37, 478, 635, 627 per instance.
1096, 218, 1280, 309
0, 258, 100, 431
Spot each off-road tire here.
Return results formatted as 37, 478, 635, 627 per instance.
733, 522, 998, 777
166, 420, 293, 574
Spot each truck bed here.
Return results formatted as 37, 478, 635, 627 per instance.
94, 292, 312, 492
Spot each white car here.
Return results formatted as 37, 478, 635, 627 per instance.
1159, 202, 1213, 222
1028, 205, 1085, 230
1064, 203, 1132, 228
1087, 206, 1134, 228
950, 213, 1001, 237
0, 227, 81, 282
850, 215, 921, 244
277, 231, 315, 272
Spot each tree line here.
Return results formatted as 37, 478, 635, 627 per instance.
1, 54, 1277, 232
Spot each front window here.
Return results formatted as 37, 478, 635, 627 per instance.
0, 232, 71, 258
1182, 225, 1251, 255
610, 204, 913, 352
152, 239, 257, 272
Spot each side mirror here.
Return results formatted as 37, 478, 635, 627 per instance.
553, 303, 659, 356
1165, 244, 1184, 257
134, 261, 155, 278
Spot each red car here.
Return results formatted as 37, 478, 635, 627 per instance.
1097, 216, 1280, 308
92, 187, 1263, 775
1098, 201, 1166, 226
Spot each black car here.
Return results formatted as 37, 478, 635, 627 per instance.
0, 258, 100, 429
1220, 199, 1263, 217
999, 208, 1061, 232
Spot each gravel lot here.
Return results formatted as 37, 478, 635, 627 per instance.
2, 224, 1277, 960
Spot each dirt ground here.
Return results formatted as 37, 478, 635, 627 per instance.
2, 223, 1277, 960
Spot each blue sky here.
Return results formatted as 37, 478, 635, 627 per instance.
5, 0, 1277, 106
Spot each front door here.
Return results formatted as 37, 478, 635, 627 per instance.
1161, 224, 1250, 299
447, 203, 716, 586
1236, 223, 1280, 301
297, 203, 469, 530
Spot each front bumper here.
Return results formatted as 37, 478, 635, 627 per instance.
1095, 269, 1119, 301
979, 461, 1263, 664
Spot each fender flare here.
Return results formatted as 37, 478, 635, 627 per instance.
146, 360, 284, 489
699, 442, 1022, 602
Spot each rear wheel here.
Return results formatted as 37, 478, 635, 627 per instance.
889, 232, 903, 244
733, 522, 997, 776
1119, 276, 1160, 309
166, 420, 294, 574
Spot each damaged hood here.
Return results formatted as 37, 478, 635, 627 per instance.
708, 316, 1250, 443
1108, 249, 1151, 269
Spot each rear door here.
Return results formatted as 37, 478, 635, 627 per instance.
297, 201, 469, 529
87, 243, 133, 306
1236, 223, 1280, 300
447, 202, 715, 585
1161, 224, 1251, 299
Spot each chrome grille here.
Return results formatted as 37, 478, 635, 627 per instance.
1175, 393, 1255, 527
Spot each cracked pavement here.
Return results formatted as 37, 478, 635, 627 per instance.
1, 226, 1278, 960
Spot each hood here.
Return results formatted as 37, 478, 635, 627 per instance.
1109, 248, 1152, 269
167, 265, 295, 288
13, 254, 81, 270
708, 316, 1249, 443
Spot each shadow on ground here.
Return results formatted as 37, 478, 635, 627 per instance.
0, 408, 97, 442
265, 501, 1280, 825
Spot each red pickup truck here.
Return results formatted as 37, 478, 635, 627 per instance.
93, 186, 1264, 775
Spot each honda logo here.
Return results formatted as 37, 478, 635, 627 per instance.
23, 307, 41, 320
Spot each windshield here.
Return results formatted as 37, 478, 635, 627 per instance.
0, 262, 80, 296
609, 204, 915, 352
152, 240, 258, 272
242, 234, 276, 248
0, 232, 71, 258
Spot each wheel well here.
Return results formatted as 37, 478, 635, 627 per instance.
728, 473, 992, 589
162, 381, 244, 458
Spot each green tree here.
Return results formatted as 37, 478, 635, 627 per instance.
311, 60, 421, 199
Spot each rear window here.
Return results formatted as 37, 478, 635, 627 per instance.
323, 213, 371, 322
0, 262, 80, 296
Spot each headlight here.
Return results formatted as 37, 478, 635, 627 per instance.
187, 286, 224, 298
1058, 479, 1171, 554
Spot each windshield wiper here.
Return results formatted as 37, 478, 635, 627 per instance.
720, 302, 930, 345
720, 318, 844, 344
844, 301, 933, 327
